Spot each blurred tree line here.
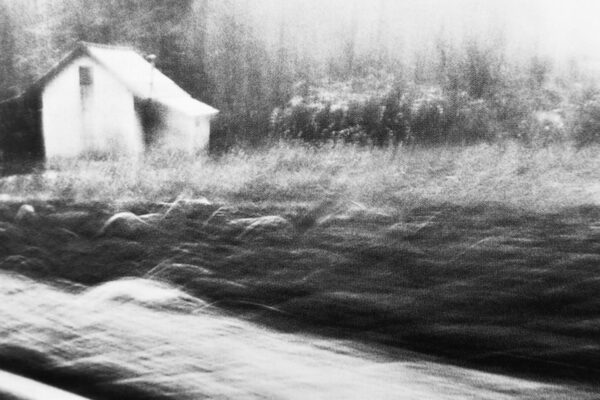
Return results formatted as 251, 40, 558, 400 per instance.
1, 0, 599, 150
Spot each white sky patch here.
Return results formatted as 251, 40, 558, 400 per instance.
249, 0, 600, 72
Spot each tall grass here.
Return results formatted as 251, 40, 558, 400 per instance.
1, 142, 600, 211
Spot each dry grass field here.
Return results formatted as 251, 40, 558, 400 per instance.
3, 141, 600, 209
1, 142, 600, 397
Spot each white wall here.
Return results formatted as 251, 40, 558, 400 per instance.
42, 55, 144, 158
156, 108, 211, 153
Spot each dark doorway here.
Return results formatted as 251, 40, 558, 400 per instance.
134, 98, 164, 148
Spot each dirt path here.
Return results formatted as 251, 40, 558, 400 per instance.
0, 272, 596, 400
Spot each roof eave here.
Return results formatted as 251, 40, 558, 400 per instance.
29, 42, 89, 93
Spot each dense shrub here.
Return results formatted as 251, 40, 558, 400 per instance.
518, 110, 568, 147
408, 87, 448, 144
452, 97, 500, 144
573, 94, 600, 147
381, 89, 411, 146
269, 82, 512, 146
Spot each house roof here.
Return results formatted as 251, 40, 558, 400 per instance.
34, 42, 218, 117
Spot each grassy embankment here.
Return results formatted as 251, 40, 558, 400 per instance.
1, 141, 600, 385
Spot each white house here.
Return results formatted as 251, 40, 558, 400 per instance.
35, 42, 218, 158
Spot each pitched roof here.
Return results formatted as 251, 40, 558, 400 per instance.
35, 42, 218, 117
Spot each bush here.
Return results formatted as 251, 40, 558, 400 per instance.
518, 110, 568, 147
408, 87, 448, 144
452, 97, 500, 144
266, 68, 588, 148
381, 89, 411, 146
573, 94, 600, 147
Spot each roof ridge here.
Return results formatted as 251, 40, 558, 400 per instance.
79, 41, 138, 52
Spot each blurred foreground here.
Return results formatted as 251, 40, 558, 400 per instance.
0, 271, 595, 400
1, 143, 600, 396
0, 194, 600, 386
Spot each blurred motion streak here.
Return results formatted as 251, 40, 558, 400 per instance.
0, 369, 90, 400
0, 272, 595, 400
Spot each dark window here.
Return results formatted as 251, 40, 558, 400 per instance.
79, 66, 93, 86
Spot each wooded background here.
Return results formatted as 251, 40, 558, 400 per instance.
1, 0, 599, 149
